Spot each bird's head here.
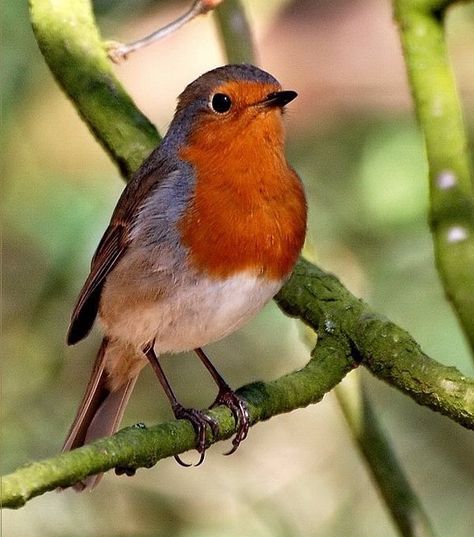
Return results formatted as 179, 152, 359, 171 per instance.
164, 64, 297, 154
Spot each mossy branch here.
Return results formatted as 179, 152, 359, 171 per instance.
393, 0, 474, 356
29, 0, 160, 178
276, 259, 474, 429
5, 0, 472, 511
3, 260, 473, 508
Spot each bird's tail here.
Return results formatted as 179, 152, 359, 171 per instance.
62, 337, 138, 491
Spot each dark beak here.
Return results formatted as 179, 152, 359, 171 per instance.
260, 90, 298, 108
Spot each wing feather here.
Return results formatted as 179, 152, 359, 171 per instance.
67, 224, 127, 345
66, 153, 177, 346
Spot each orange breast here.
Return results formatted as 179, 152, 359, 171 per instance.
178, 113, 307, 280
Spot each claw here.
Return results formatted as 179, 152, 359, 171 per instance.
211, 389, 250, 455
174, 454, 193, 467
173, 450, 206, 467
173, 403, 219, 466
195, 451, 206, 467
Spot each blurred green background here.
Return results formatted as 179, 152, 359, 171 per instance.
2, 1, 474, 536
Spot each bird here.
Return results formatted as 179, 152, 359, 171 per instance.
63, 64, 307, 489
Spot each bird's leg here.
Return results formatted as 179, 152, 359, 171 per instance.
194, 347, 250, 456
143, 341, 219, 467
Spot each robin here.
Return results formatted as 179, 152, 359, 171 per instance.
63, 64, 307, 489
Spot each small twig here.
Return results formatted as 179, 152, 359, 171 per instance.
107, 0, 223, 62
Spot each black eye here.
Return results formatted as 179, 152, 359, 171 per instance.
210, 93, 232, 114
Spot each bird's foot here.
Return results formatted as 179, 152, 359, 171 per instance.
211, 388, 250, 456
173, 403, 220, 467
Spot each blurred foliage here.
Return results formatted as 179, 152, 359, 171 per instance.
2, 0, 474, 536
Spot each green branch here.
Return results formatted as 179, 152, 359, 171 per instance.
29, 0, 160, 178
214, 0, 255, 64
393, 0, 474, 355
336, 377, 436, 537
276, 259, 474, 429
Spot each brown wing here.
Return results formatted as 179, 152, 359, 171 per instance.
66, 152, 176, 346
67, 223, 128, 345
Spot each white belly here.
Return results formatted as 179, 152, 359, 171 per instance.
100, 273, 283, 354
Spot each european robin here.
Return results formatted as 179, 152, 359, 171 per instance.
63, 64, 307, 489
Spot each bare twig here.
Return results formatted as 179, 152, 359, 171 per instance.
107, 0, 223, 62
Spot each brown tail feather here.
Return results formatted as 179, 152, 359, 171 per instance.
62, 338, 138, 490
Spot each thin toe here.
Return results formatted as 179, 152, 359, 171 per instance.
212, 390, 250, 455
173, 404, 220, 466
